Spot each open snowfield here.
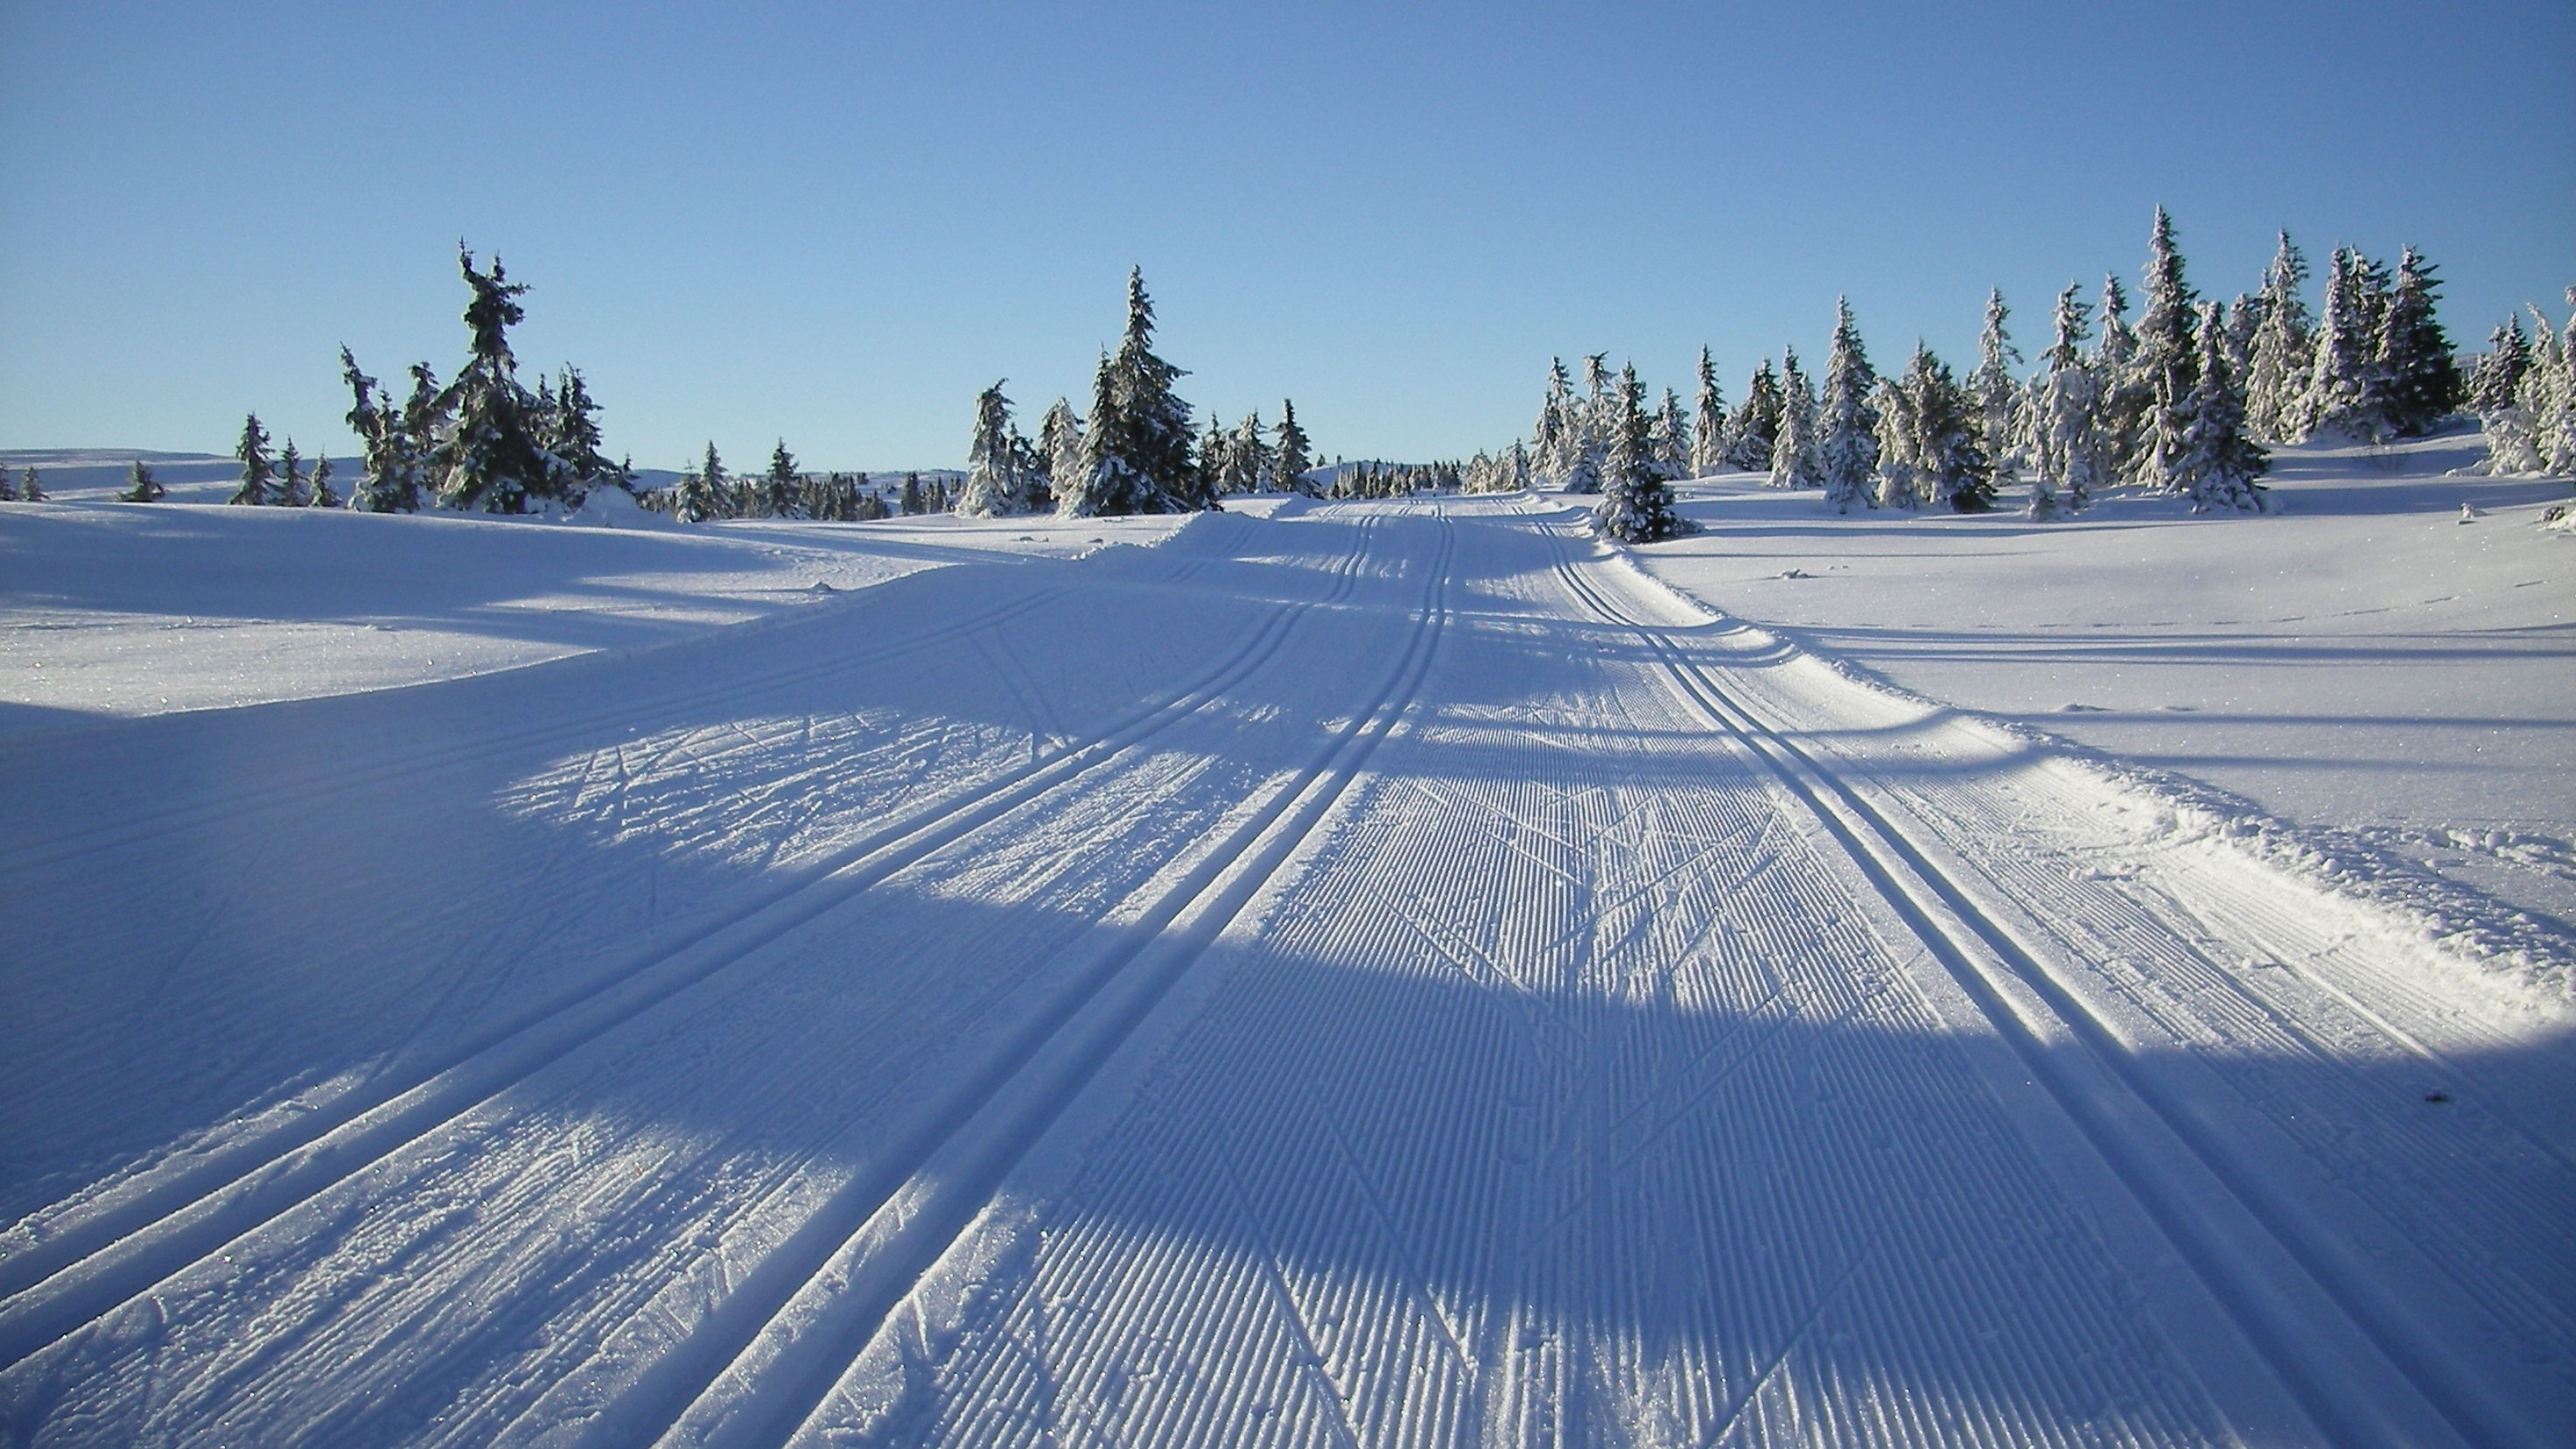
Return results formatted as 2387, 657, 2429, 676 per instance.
2, 471, 2572, 1446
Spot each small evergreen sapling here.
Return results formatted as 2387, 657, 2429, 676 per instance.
17, 467, 42, 503
307, 453, 339, 508
120, 460, 164, 502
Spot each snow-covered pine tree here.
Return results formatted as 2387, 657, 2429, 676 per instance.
306, 453, 339, 508
1196, 416, 1228, 500
1039, 397, 1082, 513
2505, 297, 2576, 476
1690, 346, 1729, 476
1558, 354, 1612, 494
1653, 387, 1691, 479
2132, 207, 2200, 490
1533, 358, 1577, 486
1101, 268, 1201, 512
2092, 273, 2148, 481
542, 368, 621, 506
1817, 298, 1882, 513
1061, 355, 1127, 516
119, 460, 164, 502
1970, 288, 2025, 488
2172, 301, 2269, 512
957, 383, 1022, 517
1727, 359, 1782, 471
2244, 232, 2314, 441
277, 438, 307, 508
2378, 247, 2461, 437
0, 471, 14, 501
1594, 363, 1684, 542
1273, 400, 1312, 494
2032, 283, 2106, 518
340, 348, 419, 513
18, 468, 43, 503
674, 442, 724, 522
2306, 247, 2385, 440
759, 439, 803, 518
2470, 317, 2530, 417
229, 413, 277, 505
425, 248, 564, 512
1228, 412, 1272, 495
1915, 345, 1994, 512
1770, 349, 1821, 489
1872, 372, 1923, 510
899, 472, 925, 514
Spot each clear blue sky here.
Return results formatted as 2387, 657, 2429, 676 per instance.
3, 0, 2568, 470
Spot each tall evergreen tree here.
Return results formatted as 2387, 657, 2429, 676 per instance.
2132, 207, 2200, 488
957, 382, 1021, 517
229, 412, 277, 505
1226, 411, 1272, 494
674, 442, 724, 522
1878, 343, 1992, 513
119, 459, 164, 502
2470, 317, 2531, 417
1970, 288, 2024, 486
1769, 349, 1821, 489
541, 367, 622, 504
1091, 268, 1200, 512
2379, 247, 2461, 436
2171, 301, 2269, 512
1727, 359, 1782, 471
2244, 232, 2315, 441
2033, 284, 2108, 518
1060, 354, 1127, 516
1273, 400, 1312, 494
2306, 247, 2386, 440
1690, 346, 1729, 476
1817, 298, 1881, 512
341, 347, 422, 513
1872, 372, 1924, 510
1652, 387, 1691, 479
1595, 363, 1684, 542
760, 439, 803, 518
277, 438, 307, 508
1039, 396, 1082, 512
1533, 358, 1578, 486
430, 247, 555, 513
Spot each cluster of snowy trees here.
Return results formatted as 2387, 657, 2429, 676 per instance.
954, 269, 1319, 519
648, 441, 892, 523
224, 415, 343, 508
325, 248, 630, 514
0, 467, 49, 502
1506, 212, 2476, 522
2471, 289, 2576, 478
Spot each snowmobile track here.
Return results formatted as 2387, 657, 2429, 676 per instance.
0, 520, 1390, 1370
1545, 530, 2521, 1449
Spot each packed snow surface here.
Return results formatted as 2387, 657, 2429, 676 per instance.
2, 480, 2571, 1446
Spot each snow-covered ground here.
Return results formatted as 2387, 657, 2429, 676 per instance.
1, 472, 2570, 1446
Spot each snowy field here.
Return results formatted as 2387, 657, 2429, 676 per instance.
2, 467, 2572, 1446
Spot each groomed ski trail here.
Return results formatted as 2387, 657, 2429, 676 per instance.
2, 497, 2568, 1448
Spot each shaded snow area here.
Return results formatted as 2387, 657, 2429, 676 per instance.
2, 489, 2571, 1446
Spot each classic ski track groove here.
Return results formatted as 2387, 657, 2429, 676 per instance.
595, 506, 1456, 1449
0, 517, 1385, 1368
1542, 525, 2520, 1449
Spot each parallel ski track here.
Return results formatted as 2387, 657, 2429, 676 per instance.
564, 504, 1456, 1449
0, 518, 1386, 1369
1545, 529, 2524, 1449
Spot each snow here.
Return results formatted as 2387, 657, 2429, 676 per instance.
1, 472, 2570, 1446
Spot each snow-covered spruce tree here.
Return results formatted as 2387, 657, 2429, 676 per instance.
306, 453, 339, 508
277, 438, 307, 508
1095, 268, 1201, 513
2470, 317, 2530, 417
1039, 397, 1082, 512
229, 413, 277, 505
2501, 298, 2576, 476
18, 468, 42, 502
673, 442, 724, 522
957, 382, 1021, 517
2306, 247, 2387, 441
1594, 364, 1684, 542
428, 248, 557, 513
2032, 283, 2107, 518
1872, 373, 1923, 510
1060, 354, 1128, 516
1273, 400, 1312, 494
340, 348, 425, 513
900, 472, 926, 514
1727, 358, 1782, 470
2172, 301, 2270, 513
1196, 417, 1228, 500
2092, 274, 2147, 482
1533, 358, 1578, 486
1690, 346, 1729, 476
1769, 349, 1820, 488
542, 368, 623, 506
0, 471, 14, 501
2132, 207, 2200, 490
1558, 354, 1612, 494
759, 439, 803, 518
119, 460, 164, 502
2379, 247, 2461, 438
2244, 231, 2314, 441
1970, 288, 2024, 487
1917, 346, 1994, 512
1817, 298, 1882, 513
1229, 412, 1272, 495
1653, 387, 1691, 479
